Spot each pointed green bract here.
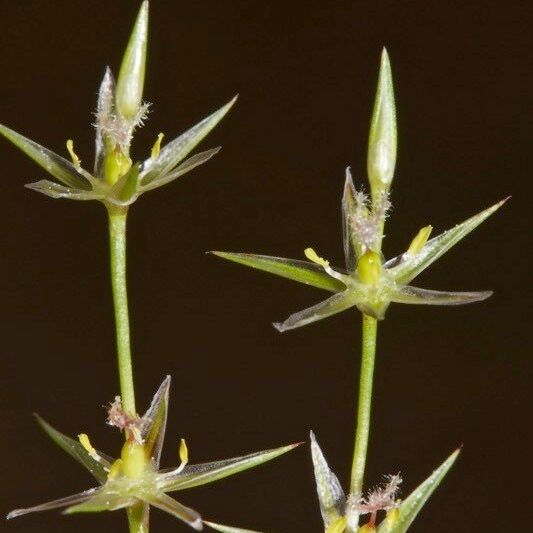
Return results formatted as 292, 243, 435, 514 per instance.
140, 96, 237, 186
116, 1, 149, 119
0, 124, 91, 190
35, 415, 111, 484
377, 449, 460, 533
212, 252, 346, 292
310, 432, 346, 527
160, 443, 299, 492
367, 48, 396, 197
389, 199, 508, 285
205, 522, 263, 533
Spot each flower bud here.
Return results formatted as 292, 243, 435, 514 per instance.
357, 250, 382, 286
367, 48, 397, 198
116, 1, 149, 119
121, 440, 147, 479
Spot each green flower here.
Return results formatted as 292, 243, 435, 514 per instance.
212, 50, 506, 331
310, 432, 459, 533
0, 1, 235, 208
7, 377, 298, 530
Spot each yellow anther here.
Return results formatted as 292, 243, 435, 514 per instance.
121, 440, 147, 480
357, 524, 376, 532
150, 132, 164, 160
179, 438, 189, 465
66, 139, 81, 168
407, 225, 432, 255
326, 516, 347, 533
357, 250, 382, 286
107, 459, 123, 480
304, 247, 329, 267
78, 433, 100, 462
383, 507, 400, 527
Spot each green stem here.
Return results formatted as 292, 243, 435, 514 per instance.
350, 313, 378, 495
107, 207, 136, 415
127, 503, 148, 533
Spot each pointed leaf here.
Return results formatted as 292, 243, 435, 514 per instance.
7, 488, 98, 519
205, 522, 263, 533
142, 493, 202, 530
140, 96, 237, 186
95, 67, 115, 176
25, 180, 104, 201
141, 148, 221, 192
65, 488, 135, 514
367, 48, 397, 195
378, 449, 460, 533
342, 168, 358, 271
390, 285, 492, 306
211, 252, 346, 293
0, 124, 92, 189
310, 431, 345, 527
274, 290, 357, 332
141, 375, 171, 468
388, 199, 508, 285
116, 1, 149, 119
160, 443, 299, 492
35, 415, 112, 483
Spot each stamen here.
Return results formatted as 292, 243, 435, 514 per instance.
305, 247, 329, 267
66, 140, 81, 168
150, 132, 164, 160
78, 433, 101, 462
407, 225, 432, 255
174, 438, 189, 474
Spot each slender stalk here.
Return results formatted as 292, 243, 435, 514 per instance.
350, 313, 378, 495
127, 503, 147, 533
107, 207, 136, 415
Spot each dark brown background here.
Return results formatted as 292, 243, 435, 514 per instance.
1, 1, 531, 532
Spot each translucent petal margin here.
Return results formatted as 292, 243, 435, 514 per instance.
65, 489, 136, 514
141, 375, 171, 468
142, 493, 202, 530
310, 431, 345, 527
377, 449, 460, 533
25, 180, 104, 201
7, 488, 99, 519
211, 252, 346, 293
141, 148, 221, 192
205, 521, 263, 533
140, 97, 237, 186
387, 199, 508, 285
273, 291, 357, 332
389, 285, 492, 306
159, 443, 300, 492
342, 168, 359, 271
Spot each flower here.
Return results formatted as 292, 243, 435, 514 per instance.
0, 1, 235, 208
310, 432, 458, 533
7, 377, 299, 530
212, 50, 507, 331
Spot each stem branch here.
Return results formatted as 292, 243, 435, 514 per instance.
350, 313, 378, 495
108, 207, 136, 415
